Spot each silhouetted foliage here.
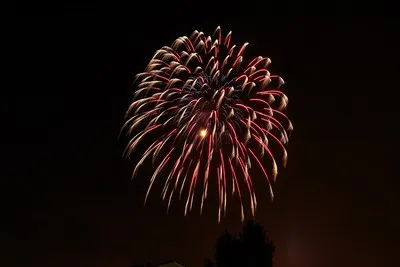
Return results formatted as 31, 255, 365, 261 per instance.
215, 230, 241, 267
204, 258, 214, 267
207, 220, 275, 267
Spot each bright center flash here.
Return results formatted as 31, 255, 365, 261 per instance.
199, 129, 207, 138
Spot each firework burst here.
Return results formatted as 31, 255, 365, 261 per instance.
121, 26, 293, 222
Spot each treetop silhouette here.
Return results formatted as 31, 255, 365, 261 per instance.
207, 220, 275, 267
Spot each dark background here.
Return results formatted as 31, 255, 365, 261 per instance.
9, 2, 398, 267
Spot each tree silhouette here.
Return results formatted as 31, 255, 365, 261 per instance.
239, 221, 275, 267
207, 220, 275, 267
204, 258, 214, 267
215, 230, 241, 267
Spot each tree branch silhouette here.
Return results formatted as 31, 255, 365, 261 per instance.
206, 220, 275, 267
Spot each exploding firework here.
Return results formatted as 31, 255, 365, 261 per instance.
121, 26, 293, 222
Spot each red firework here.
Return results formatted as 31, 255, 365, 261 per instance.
121, 26, 293, 222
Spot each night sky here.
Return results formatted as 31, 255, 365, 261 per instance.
9, 3, 398, 267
